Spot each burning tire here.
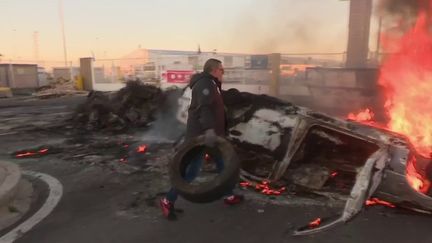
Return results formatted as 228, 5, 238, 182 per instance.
169, 136, 240, 203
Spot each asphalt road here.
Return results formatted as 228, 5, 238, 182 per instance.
1, 95, 432, 243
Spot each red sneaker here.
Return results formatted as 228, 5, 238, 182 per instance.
159, 198, 176, 220
224, 194, 244, 205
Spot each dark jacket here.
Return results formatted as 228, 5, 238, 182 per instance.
186, 72, 225, 139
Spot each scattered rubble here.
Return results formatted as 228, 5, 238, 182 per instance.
290, 165, 331, 190
11, 133, 175, 176
34, 79, 87, 99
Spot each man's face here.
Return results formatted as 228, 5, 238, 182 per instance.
211, 63, 224, 81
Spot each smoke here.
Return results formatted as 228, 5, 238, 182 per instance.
140, 88, 185, 143
252, 18, 317, 53
223, 0, 347, 54
379, 0, 420, 15
377, 0, 430, 19
376, 0, 432, 41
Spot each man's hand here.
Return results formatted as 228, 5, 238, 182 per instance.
204, 129, 217, 147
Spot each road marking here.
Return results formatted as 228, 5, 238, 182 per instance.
0, 171, 63, 243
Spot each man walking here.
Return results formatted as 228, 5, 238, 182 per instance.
160, 58, 244, 219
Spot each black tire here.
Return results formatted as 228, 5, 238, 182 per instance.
169, 136, 240, 203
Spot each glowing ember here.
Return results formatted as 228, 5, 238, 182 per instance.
240, 181, 250, 187
204, 153, 210, 161
16, 152, 37, 158
39, 148, 49, 154
240, 180, 286, 196
365, 198, 396, 208
406, 156, 430, 193
15, 148, 49, 158
330, 171, 338, 178
347, 109, 375, 123
378, 5, 432, 158
119, 157, 128, 163
308, 218, 321, 228
137, 145, 147, 153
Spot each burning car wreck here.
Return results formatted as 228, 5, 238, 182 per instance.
175, 87, 432, 235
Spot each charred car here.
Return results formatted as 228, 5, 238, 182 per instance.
175, 87, 432, 235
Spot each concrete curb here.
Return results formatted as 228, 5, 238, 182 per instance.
0, 161, 21, 209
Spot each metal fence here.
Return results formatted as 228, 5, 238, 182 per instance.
0, 59, 81, 87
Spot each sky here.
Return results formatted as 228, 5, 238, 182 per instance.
0, 0, 379, 64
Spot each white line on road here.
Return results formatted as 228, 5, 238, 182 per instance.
0, 171, 63, 243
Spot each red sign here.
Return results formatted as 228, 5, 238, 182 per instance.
164, 70, 195, 83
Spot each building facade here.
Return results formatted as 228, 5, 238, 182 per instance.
0, 64, 38, 88
118, 49, 272, 89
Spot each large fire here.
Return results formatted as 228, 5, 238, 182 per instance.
347, 1, 432, 193
350, 8, 432, 158
379, 7, 432, 158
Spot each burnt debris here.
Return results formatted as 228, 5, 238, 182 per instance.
223, 88, 298, 128
72, 81, 179, 131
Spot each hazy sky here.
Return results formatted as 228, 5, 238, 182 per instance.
0, 0, 365, 63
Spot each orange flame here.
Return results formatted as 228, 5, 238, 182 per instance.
347, 109, 375, 123
406, 156, 430, 193
346, 6, 432, 193
379, 5, 432, 158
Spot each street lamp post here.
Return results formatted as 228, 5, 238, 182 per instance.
59, 0, 68, 67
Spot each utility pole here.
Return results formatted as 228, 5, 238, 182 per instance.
269, 53, 281, 97
59, 0, 68, 67
345, 0, 373, 68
